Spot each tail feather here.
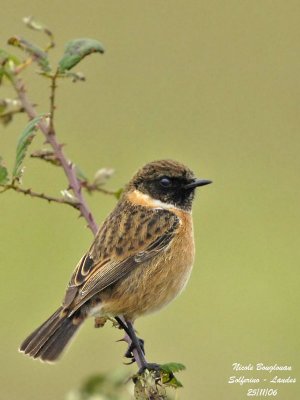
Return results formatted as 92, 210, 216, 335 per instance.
20, 307, 82, 362
20, 307, 63, 355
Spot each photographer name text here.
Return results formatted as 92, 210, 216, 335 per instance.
228, 363, 296, 397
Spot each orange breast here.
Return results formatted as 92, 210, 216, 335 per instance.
100, 206, 195, 320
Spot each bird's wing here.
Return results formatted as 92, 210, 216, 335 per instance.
62, 201, 180, 313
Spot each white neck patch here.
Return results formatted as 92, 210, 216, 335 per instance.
128, 189, 190, 214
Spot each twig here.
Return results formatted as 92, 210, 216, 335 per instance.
81, 182, 118, 196
30, 149, 61, 166
1, 184, 80, 209
49, 70, 58, 134
10, 73, 98, 235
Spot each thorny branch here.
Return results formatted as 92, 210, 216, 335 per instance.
81, 181, 119, 196
49, 70, 58, 134
0, 184, 80, 209
10, 73, 98, 234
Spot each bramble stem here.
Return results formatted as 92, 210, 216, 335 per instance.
81, 181, 118, 196
10, 73, 98, 234
0, 184, 80, 209
49, 70, 58, 134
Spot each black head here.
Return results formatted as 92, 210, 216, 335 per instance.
127, 159, 212, 211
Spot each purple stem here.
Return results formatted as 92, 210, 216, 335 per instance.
12, 76, 98, 235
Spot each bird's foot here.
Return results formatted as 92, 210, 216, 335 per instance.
124, 337, 145, 363
138, 362, 161, 375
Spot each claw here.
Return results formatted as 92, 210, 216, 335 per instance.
123, 359, 135, 365
124, 337, 145, 360
116, 338, 126, 343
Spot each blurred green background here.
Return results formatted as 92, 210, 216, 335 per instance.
1, 1, 299, 399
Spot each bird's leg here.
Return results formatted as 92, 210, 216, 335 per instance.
125, 320, 160, 374
115, 317, 145, 363
115, 317, 160, 372
124, 337, 145, 360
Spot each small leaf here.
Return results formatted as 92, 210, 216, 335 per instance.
93, 167, 114, 187
0, 49, 20, 82
75, 165, 88, 183
23, 16, 46, 32
65, 71, 86, 82
30, 149, 61, 166
161, 372, 183, 389
0, 157, 9, 184
0, 48, 20, 67
114, 187, 123, 200
8, 36, 51, 72
23, 16, 55, 51
60, 190, 79, 205
12, 115, 45, 181
160, 362, 186, 374
58, 38, 104, 73
159, 362, 186, 389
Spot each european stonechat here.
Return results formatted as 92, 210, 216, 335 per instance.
20, 159, 212, 366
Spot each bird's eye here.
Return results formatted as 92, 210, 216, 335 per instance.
159, 177, 172, 188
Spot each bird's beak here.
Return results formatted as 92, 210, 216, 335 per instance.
184, 179, 212, 190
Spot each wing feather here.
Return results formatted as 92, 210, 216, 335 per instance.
63, 200, 180, 314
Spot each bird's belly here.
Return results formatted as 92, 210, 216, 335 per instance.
100, 215, 195, 320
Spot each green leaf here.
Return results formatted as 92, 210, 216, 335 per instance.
160, 362, 186, 389
8, 36, 51, 72
0, 157, 8, 184
160, 362, 186, 374
75, 164, 88, 183
161, 372, 183, 389
12, 115, 45, 181
58, 38, 104, 73
114, 187, 123, 200
0, 48, 20, 67
0, 49, 20, 83
23, 16, 52, 36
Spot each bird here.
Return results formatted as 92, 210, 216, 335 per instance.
20, 159, 212, 368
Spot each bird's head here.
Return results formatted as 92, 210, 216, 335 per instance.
126, 159, 212, 211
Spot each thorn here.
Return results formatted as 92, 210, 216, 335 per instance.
123, 360, 135, 365
116, 338, 126, 343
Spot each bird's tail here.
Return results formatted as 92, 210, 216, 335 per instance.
19, 307, 83, 362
